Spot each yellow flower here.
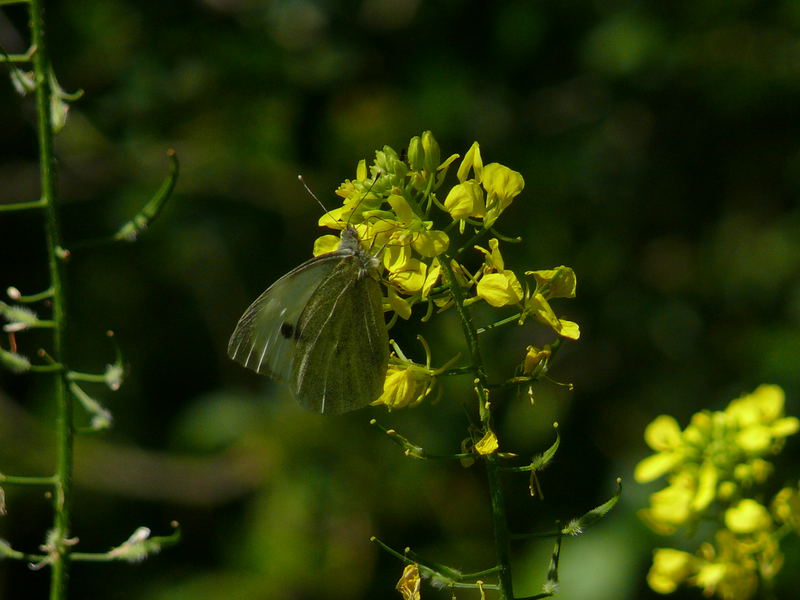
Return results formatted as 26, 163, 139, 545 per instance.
639, 472, 697, 534
772, 486, 800, 532
692, 460, 719, 512
372, 337, 454, 411
395, 563, 421, 600
420, 259, 441, 300
475, 430, 499, 455
444, 180, 485, 222
312, 234, 343, 256
387, 286, 413, 320
373, 362, 435, 411
526, 266, 577, 299
522, 291, 580, 340
481, 162, 524, 228
388, 258, 427, 295
476, 272, 523, 307
521, 345, 550, 376
694, 531, 759, 600
726, 385, 799, 455
647, 548, 695, 594
635, 415, 687, 483
457, 141, 483, 182
725, 499, 772, 534
645, 415, 683, 452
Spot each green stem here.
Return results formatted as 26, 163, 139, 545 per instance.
0, 473, 56, 485
439, 256, 514, 599
0, 200, 46, 211
28, 1, 73, 598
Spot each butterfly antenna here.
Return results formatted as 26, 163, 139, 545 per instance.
297, 174, 329, 215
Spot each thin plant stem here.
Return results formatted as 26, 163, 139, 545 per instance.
28, 0, 74, 598
439, 255, 514, 599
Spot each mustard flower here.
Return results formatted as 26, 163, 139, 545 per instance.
725, 384, 799, 454
647, 548, 696, 594
395, 563, 421, 600
725, 499, 771, 534
475, 430, 499, 455
457, 141, 483, 183
372, 337, 454, 411
521, 345, 550, 376
482, 162, 524, 228
772, 486, 800, 533
374, 362, 436, 411
444, 180, 485, 223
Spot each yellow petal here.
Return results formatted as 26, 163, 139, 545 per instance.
556, 319, 580, 340
526, 266, 577, 299
725, 499, 772, 534
457, 141, 482, 182
647, 548, 695, 594
395, 563, 421, 600
413, 229, 449, 257
644, 415, 683, 451
476, 272, 523, 307
771, 416, 799, 438
475, 430, 499, 455
389, 259, 427, 294
691, 461, 718, 512
444, 181, 485, 220
388, 287, 413, 320
313, 235, 341, 256
736, 425, 772, 454
634, 452, 683, 483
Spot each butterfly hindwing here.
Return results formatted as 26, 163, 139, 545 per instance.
292, 259, 389, 414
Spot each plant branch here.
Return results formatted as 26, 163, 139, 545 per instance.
28, 1, 74, 597
439, 254, 514, 599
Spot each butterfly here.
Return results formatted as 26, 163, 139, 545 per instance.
227, 225, 389, 414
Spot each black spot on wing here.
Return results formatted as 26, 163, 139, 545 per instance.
280, 322, 301, 340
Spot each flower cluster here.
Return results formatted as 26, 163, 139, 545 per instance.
636, 384, 799, 598
314, 132, 580, 411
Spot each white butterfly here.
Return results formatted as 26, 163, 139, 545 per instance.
228, 226, 389, 414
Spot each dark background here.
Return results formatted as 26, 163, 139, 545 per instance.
1, 0, 799, 598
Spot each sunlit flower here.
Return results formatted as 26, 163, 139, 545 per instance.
457, 141, 483, 183
475, 430, 499, 455
647, 548, 695, 594
395, 563, 421, 600
374, 362, 436, 411
444, 181, 485, 222
372, 337, 455, 411
726, 385, 799, 454
772, 486, 800, 533
725, 500, 772, 534
521, 345, 550, 376
482, 162, 524, 228
476, 272, 523, 307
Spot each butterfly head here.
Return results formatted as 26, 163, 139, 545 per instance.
340, 226, 382, 279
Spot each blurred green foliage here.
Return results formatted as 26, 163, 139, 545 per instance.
1, 0, 799, 598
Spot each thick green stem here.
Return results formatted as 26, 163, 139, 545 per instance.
28, 1, 73, 598
440, 256, 514, 599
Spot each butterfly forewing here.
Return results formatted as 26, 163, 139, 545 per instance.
227, 254, 343, 381
292, 259, 389, 414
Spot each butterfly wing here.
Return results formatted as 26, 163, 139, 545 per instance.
291, 258, 389, 414
227, 254, 344, 382
228, 226, 389, 415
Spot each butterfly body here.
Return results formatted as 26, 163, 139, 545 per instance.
228, 227, 389, 414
